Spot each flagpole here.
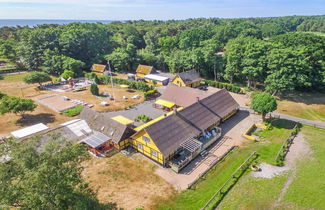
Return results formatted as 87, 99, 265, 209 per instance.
107, 60, 116, 102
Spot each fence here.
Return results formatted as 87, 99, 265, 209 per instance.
201, 151, 258, 210
274, 123, 301, 166
187, 146, 237, 189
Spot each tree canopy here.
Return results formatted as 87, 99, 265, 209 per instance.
250, 92, 277, 120
23, 71, 52, 86
0, 136, 117, 209
0, 15, 324, 93
0, 95, 37, 116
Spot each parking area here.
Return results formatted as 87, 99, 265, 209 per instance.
154, 110, 261, 190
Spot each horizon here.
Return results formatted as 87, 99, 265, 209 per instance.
0, 0, 324, 20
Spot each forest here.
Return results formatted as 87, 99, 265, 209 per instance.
0, 15, 324, 95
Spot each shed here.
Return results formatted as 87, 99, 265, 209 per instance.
135, 65, 155, 79
11, 123, 49, 139
91, 64, 108, 75
144, 74, 169, 86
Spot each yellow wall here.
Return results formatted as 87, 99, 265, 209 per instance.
145, 79, 163, 86
136, 73, 146, 79
131, 130, 164, 164
172, 76, 186, 87
172, 76, 201, 88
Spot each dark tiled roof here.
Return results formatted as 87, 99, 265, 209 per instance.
80, 107, 135, 144
144, 89, 239, 157
159, 84, 211, 107
178, 70, 201, 84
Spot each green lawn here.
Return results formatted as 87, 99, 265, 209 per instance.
218, 126, 325, 209
154, 119, 295, 210
283, 126, 325, 209
1, 73, 28, 82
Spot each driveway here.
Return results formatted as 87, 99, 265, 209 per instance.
155, 110, 261, 190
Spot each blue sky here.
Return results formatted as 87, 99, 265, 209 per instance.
0, 0, 324, 20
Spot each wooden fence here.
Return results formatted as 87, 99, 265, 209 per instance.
201, 151, 258, 210
274, 123, 301, 166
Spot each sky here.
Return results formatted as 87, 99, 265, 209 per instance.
0, 0, 324, 20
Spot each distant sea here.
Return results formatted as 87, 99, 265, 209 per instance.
0, 19, 116, 27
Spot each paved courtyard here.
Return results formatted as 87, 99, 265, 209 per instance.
155, 110, 261, 190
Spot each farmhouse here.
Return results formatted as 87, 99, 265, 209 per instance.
131, 89, 239, 172
135, 64, 155, 79
91, 64, 109, 75
158, 84, 211, 107
172, 69, 202, 88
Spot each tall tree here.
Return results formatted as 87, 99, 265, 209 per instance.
0, 136, 117, 209
23, 71, 52, 86
251, 92, 277, 121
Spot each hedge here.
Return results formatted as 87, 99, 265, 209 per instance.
203, 80, 242, 93
98, 75, 152, 92
62, 105, 83, 117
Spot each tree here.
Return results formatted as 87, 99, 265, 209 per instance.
23, 71, 52, 86
250, 92, 277, 121
90, 84, 99, 96
0, 136, 117, 209
0, 96, 37, 116
60, 70, 75, 79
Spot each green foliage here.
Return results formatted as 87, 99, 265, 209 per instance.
60, 69, 75, 79
144, 89, 157, 99
23, 71, 52, 85
251, 92, 277, 120
0, 91, 7, 99
99, 75, 152, 92
0, 136, 117, 209
62, 105, 83, 117
90, 84, 99, 96
0, 95, 37, 115
203, 79, 242, 93
134, 114, 152, 123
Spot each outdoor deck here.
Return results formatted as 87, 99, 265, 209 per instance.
169, 127, 222, 173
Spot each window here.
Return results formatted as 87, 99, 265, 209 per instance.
142, 136, 150, 144
151, 150, 158, 157
137, 143, 143, 150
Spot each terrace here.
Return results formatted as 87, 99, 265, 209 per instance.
169, 126, 222, 173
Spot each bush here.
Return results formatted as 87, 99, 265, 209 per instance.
203, 79, 242, 94
90, 84, 99, 96
134, 114, 152, 123
98, 76, 152, 92
144, 89, 157, 99
62, 105, 83, 117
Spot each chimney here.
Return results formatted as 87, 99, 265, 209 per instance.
197, 97, 200, 102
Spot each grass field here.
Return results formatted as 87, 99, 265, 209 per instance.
277, 92, 325, 122
218, 126, 325, 209
154, 119, 294, 210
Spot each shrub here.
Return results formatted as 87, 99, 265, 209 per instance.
134, 114, 152, 123
62, 105, 83, 117
90, 84, 99, 96
144, 89, 157, 99
99, 76, 152, 92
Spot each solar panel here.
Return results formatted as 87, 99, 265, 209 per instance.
81, 132, 111, 148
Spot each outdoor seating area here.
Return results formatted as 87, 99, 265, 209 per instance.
169, 127, 222, 172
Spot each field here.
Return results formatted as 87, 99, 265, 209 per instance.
82, 153, 175, 210
219, 125, 325, 209
154, 119, 295, 209
276, 92, 325, 121
0, 73, 144, 137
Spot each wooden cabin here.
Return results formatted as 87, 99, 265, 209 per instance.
135, 65, 155, 79
172, 69, 202, 88
91, 64, 108, 75
130, 89, 239, 171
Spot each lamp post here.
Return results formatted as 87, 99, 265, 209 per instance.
107, 60, 116, 102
